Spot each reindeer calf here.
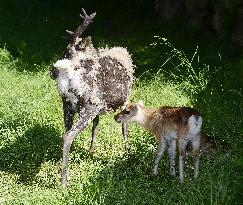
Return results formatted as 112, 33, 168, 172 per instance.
114, 102, 203, 182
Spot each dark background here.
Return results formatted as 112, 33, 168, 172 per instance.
0, 0, 242, 68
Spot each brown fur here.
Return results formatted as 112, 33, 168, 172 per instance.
117, 105, 200, 141
115, 102, 203, 182
148, 106, 199, 139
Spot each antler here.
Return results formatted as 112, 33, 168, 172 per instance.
67, 8, 96, 44
63, 9, 96, 59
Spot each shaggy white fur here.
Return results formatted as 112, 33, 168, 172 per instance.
99, 47, 134, 76
53, 45, 134, 111
188, 115, 202, 135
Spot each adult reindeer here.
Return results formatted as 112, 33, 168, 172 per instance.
50, 9, 134, 186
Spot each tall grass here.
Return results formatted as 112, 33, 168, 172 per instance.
150, 36, 209, 95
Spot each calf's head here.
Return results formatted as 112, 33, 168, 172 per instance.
114, 102, 144, 123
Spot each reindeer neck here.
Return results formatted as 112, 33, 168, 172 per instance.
135, 107, 155, 130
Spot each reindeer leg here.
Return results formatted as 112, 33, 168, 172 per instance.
153, 137, 166, 176
122, 123, 131, 158
89, 115, 99, 156
178, 139, 188, 183
192, 135, 200, 179
62, 106, 100, 187
168, 139, 176, 175
62, 97, 75, 131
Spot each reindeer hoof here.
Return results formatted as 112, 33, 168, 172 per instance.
62, 181, 69, 188
170, 167, 176, 175
61, 173, 69, 188
152, 170, 158, 177
89, 150, 95, 157
126, 152, 131, 160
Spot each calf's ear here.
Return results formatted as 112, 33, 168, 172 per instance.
136, 100, 144, 107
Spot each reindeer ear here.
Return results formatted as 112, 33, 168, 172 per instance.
136, 100, 144, 107
121, 101, 129, 110
85, 36, 92, 43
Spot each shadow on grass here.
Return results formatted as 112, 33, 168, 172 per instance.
82, 153, 190, 204
74, 133, 189, 204
193, 62, 243, 147
0, 123, 62, 183
76, 136, 238, 205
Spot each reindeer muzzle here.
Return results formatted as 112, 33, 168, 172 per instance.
50, 67, 59, 80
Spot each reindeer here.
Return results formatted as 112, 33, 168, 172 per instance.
50, 9, 134, 186
114, 102, 203, 182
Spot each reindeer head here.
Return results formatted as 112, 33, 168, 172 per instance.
50, 9, 96, 80
114, 101, 144, 123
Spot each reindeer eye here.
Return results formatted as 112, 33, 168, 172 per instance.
125, 110, 130, 114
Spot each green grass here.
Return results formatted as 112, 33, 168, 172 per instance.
0, 0, 242, 204
0, 42, 241, 204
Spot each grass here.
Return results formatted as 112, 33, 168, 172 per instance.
0, 45, 241, 204
0, 0, 242, 204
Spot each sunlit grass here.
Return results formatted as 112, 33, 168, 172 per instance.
0, 40, 241, 205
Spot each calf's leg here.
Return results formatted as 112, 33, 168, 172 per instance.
178, 139, 188, 182
192, 135, 201, 179
153, 137, 166, 176
168, 139, 176, 175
